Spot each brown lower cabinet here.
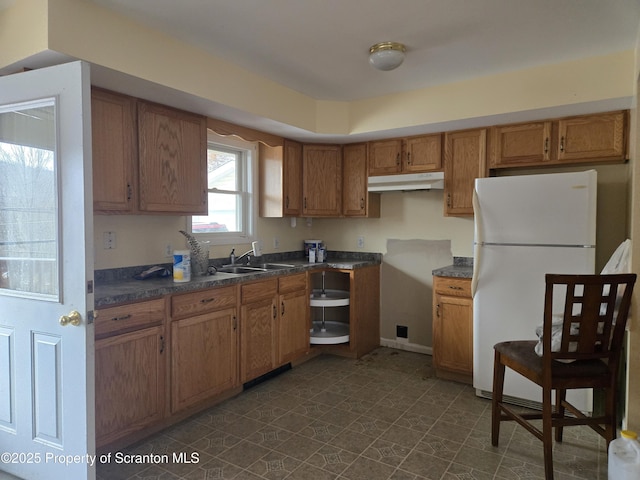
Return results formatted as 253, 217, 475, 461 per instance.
95, 266, 377, 450
277, 274, 310, 364
240, 278, 279, 382
170, 286, 239, 413
94, 298, 167, 449
240, 273, 309, 383
432, 276, 473, 384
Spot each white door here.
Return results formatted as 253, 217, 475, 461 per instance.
0, 62, 94, 480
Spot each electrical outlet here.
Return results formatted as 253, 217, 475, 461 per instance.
273, 237, 280, 249
103, 231, 116, 250
357, 235, 365, 249
165, 244, 173, 257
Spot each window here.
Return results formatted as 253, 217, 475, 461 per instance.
190, 133, 256, 245
0, 100, 58, 299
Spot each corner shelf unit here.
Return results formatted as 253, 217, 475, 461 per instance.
309, 271, 350, 345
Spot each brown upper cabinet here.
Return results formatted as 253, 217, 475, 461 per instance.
92, 88, 137, 213
258, 140, 303, 217
302, 144, 343, 216
283, 140, 304, 216
260, 141, 379, 218
489, 111, 628, 169
137, 101, 207, 214
488, 121, 552, 167
368, 133, 442, 176
92, 89, 207, 215
342, 143, 380, 218
444, 128, 487, 217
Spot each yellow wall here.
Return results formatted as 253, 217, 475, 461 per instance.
1, 0, 634, 138
93, 215, 312, 269
0, 0, 48, 68
349, 51, 635, 135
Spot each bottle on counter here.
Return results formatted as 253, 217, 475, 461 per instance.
173, 250, 191, 282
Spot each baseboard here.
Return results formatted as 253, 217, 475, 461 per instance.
380, 337, 432, 355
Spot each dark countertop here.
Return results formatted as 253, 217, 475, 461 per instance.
95, 255, 380, 308
432, 256, 474, 279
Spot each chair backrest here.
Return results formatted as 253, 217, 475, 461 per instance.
543, 273, 636, 363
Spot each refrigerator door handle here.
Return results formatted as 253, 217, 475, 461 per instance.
471, 187, 482, 297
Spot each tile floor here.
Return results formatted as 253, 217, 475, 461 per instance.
96, 348, 608, 480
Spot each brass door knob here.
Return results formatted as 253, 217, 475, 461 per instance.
59, 310, 82, 327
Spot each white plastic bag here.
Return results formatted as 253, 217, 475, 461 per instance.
602, 239, 631, 274
534, 239, 631, 357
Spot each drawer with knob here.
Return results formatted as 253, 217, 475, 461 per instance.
171, 285, 237, 319
95, 297, 166, 338
434, 276, 471, 297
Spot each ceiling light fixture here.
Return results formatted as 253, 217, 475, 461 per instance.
369, 41, 406, 71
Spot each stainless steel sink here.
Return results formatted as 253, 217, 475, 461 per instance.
216, 263, 295, 274
252, 263, 295, 270
217, 266, 267, 274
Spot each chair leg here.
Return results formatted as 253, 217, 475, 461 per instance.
604, 386, 617, 445
491, 349, 505, 446
555, 388, 566, 442
543, 385, 555, 480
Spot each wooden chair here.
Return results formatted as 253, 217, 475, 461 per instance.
491, 273, 636, 480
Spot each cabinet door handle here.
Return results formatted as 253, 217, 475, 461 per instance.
159, 335, 165, 354
111, 314, 131, 322
281, 301, 285, 316
200, 297, 215, 304
233, 316, 237, 331
273, 305, 277, 319
544, 137, 549, 154
126, 183, 132, 201
560, 136, 565, 152
407, 152, 411, 165
360, 198, 365, 209
304, 197, 307, 209
436, 304, 440, 318
446, 193, 451, 207
285, 196, 289, 209
448, 285, 463, 290
396, 152, 400, 166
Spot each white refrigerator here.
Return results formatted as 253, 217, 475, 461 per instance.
472, 170, 597, 412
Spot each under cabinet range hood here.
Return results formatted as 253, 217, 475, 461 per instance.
367, 171, 445, 192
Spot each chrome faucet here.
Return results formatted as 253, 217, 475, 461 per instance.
230, 248, 253, 265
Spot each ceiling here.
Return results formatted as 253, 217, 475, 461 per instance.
87, 0, 640, 103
